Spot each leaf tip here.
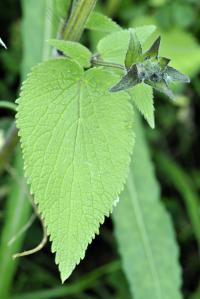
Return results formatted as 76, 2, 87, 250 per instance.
60, 270, 71, 284
150, 120, 155, 129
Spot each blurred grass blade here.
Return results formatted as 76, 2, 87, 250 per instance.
0, 146, 31, 298
12, 261, 120, 299
113, 114, 182, 299
0, 0, 61, 297
156, 152, 200, 249
21, 0, 57, 77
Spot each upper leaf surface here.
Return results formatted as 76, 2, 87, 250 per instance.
48, 39, 92, 67
97, 25, 156, 65
16, 58, 134, 282
86, 11, 121, 33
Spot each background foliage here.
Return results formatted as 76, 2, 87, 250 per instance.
0, 0, 200, 298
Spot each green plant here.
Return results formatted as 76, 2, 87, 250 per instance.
0, 0, 193, 298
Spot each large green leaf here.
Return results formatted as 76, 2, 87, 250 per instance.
113, 114, 182, 299
16, 58, 134, 282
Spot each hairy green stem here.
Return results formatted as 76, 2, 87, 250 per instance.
63, 0, 97, 41
91, 55, 125, 70
71, 0, 79, 11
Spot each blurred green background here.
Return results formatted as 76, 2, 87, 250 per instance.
0, 0, 200, 298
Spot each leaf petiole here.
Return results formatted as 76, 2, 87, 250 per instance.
91, 54, 125, 70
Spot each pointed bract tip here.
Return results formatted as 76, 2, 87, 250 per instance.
109, 85, 121, 93
154, 36, 161, 48
109, 84, 125, 92
157, 36, 161, 43
109, 82, 123, 92
185, 76, 190, 83
153, 36, 161, 50
166, 66, 190, 83
144, 36, 161, 59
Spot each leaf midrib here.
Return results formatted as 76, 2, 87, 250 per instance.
127, 174, 163, 299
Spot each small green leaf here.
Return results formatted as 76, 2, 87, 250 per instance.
129, 83, 155, 128
146, 79, 175, 100
113, 114, 182, 299
97, 26, 156, 65
48, 39, 92, 67
143, 36, 161, 59
86, 11, 121, 33
16, 58, 134, 282
158, 57, 171, 69
166, 66, 190, 83
110, 65, 140, 93
125, 29, 142, 69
